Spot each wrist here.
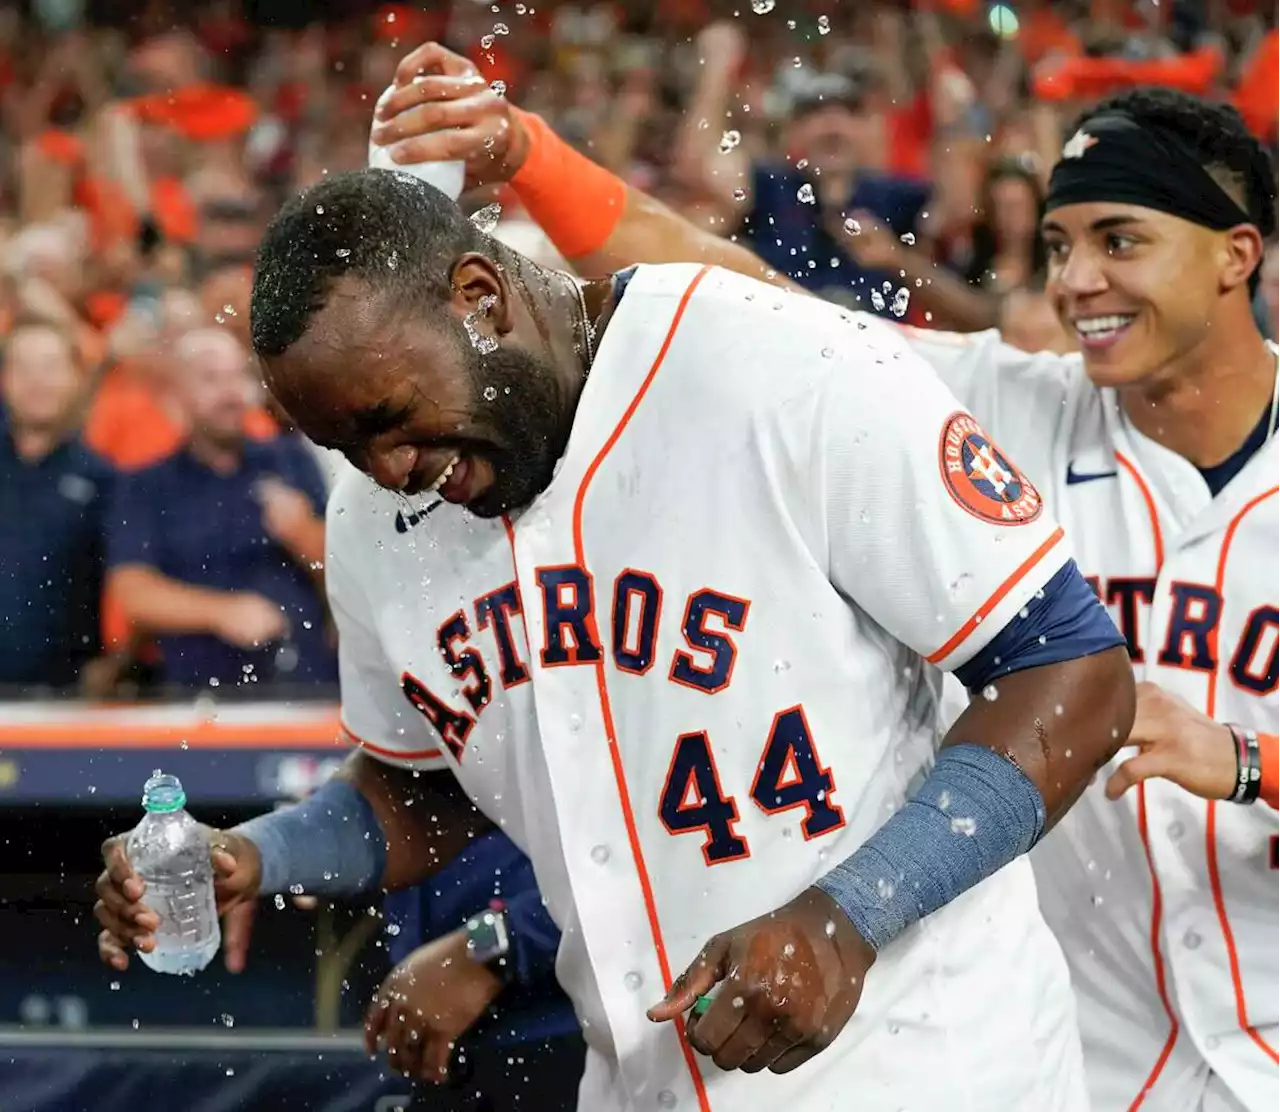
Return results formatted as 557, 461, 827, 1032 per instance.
1225, 723, 1262, 805
505, 108, 532, 180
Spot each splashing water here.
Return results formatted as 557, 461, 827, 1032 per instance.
900, 232, 916, 246
490, 80, 507, 97
719, 129, 742, 154
817, 14, 831, 34
751, 0, 776, 12
891, 288, 911, 317
471, 202, 503, 233
870, 289, 886, 312
797, 183, 815, 204
843, 217, 861, 235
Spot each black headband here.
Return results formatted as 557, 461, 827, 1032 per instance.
1045, 114, 1254, 231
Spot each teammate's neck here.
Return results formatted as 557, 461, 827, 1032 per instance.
1118, 305, 1275, 469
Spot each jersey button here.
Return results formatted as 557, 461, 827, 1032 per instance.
623, 970, 644, 991
1182, 929, 1202, 950
1166, 820, 1185, 840
589, 844, 610, 865
656, 1091, 678, 1109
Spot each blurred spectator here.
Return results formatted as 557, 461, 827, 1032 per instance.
0, 316, 114, 692
674, 22, 930, 313
105, 327, 335, 693
1260, 239, 1279, 342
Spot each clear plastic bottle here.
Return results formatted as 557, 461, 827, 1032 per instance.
125, 771, 221, 975
367, 84, 466, 201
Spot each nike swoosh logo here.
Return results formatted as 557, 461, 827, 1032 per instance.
1065, 462, 1119, 486
394, 500, 444, 533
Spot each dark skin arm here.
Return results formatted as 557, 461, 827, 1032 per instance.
94, 751, 491, 971
648, 647, 1135, 1076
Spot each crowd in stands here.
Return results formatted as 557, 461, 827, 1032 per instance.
1, 0, 1276, 699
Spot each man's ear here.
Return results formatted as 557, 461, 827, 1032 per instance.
449, 252, 515, 337
1219, 223, 1264, 294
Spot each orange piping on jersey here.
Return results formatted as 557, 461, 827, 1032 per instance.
1202, 484, 1279, 1065
1258, 733, 1278, 812
571, 265, 714, 1111
1114, 451, 1181, 1110
925, 526, 1064, 664
341, 722, 442, 763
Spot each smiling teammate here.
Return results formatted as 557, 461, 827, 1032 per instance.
370, 47, 1277, 1112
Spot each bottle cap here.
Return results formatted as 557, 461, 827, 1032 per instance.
142, 771, 186, 813
368, 85, 466, 201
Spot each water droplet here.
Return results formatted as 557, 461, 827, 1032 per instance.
109, 981, 120, 991
773, 659, 791, 673
590, 844, 610, 865
817, 14, 831, 34
950, 816, 977, 836
471, 202, 503, 233
938, 790, 951, 810
876, 877, 896, 900
289, 883, 305, 895
274, 894, 286, 910
718, 129, 741, 154
820, 346, 834, 359
385, 922, 401, 936
870, 289, 886, 312
314, 204, 325, 215
657, 1092, 678, 1110
731, 994, 745, 1008
491, 79, 507, 97
781, 942, 795, 958
824, 920, 837, 938
843, 217, 862, 236
387, 249, 398, 270
797, 183, 815, 205
568, 713, 583, 732
221, 1013, 235, 1028
891, 288, 910, 317
132, 1019, 140, 1030
751, 0, 776, 12
179, 738, 189, 750
483, 385, 498, 401
900, 232, 916, 246
981, 684, 999, 702
480, 34, 495, 49
335, 248, 351, 260
733, 187, 747, 201
623, 970, 644, 991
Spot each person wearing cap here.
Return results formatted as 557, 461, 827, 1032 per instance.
669, 23, 928, 313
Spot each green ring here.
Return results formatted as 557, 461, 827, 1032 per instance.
692, 994, 714, 1016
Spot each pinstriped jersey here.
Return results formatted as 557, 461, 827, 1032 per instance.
325, 265, 1084, 1112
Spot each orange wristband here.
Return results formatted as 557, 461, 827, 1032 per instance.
509, 107, 626, 260
1259, 732, 1277, 811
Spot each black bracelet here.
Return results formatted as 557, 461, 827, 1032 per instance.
1227, 724, 1262, 805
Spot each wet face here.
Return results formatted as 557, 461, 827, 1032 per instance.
264, 276, 571, 519
1041, 202, 1238, 388
2, 325, 80, 430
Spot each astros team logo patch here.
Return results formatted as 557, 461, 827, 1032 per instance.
939, 411, 1042, 525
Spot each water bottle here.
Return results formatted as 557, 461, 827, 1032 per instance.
125, 772, 221, 975
368, 84, 466, 201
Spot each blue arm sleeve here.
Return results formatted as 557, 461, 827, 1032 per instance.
955, 559, 1125, 692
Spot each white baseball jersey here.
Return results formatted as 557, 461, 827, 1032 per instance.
325, 265, 1089, 1111
903, 325, 1279, 1112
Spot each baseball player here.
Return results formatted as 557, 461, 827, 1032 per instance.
370, 51, 1277, 1111
246, 166, 1131, 1111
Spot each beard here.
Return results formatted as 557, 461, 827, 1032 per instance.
460, 335, 576, 519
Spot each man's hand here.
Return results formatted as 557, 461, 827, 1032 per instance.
94, 828, 262, 972
370, 42, 529, 190
1105, 681, 1238, 802
647, 887, 874, 1075
255, 477, 318, 552
211, 592, 287, 649
364, 928, 504, 1082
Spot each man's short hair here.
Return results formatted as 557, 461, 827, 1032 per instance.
250, 169, 489, 359
1070, 87, 1278, 240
